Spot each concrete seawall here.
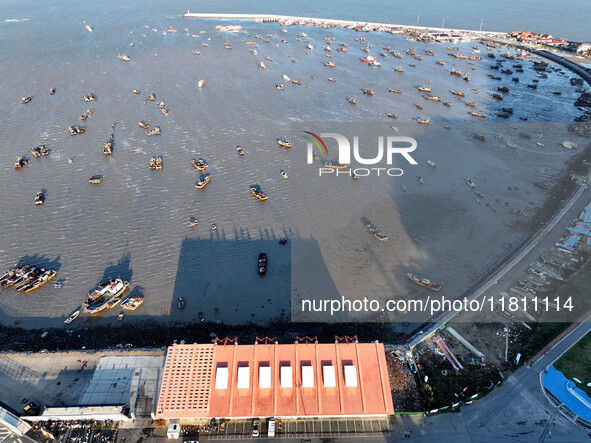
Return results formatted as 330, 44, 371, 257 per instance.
182, 11, 505, 37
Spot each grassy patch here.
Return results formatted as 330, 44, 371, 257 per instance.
554, 331, 591, 397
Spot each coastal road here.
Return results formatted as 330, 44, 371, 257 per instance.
408, 175, 591, 348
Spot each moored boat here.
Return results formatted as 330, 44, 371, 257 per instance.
192, 158, 208, 171
34, 191, 45, 205
195, 174, 211, 189
64, 309, 80, 325
277, 138, 292, 148
406, 273, 441, 291
250, 185, 268, 201
89, 175, 103, 184
121, 295, 144, 310
82, 278, 129, 314
258, 253, 268, 275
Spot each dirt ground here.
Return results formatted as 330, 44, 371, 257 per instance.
385, 352, 423, 412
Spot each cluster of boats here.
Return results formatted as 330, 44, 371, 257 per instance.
83, 93, 98, 102
80, 108, 94, 121
149, 156, 163, 170
0, 265, 57, 293
68, 125, 86, 135
31, 145, 49, 157
191, 158, 208, 171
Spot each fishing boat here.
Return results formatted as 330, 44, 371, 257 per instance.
465, 101, 476, 107
363, 89, 374, 96
281, 170, 288, 179
103, 142, 113, 155
323, 160, 349, 170
189, 217, 199, 227
471, 112, 486, 118
418, 86, 431, 92
197, 79, 205, 88
417, 118, 430, 124
328, 77, 337, 82
250, 186, 268, 201
31, 145, 49, 157
451, 90, 466, 97
257, 61, 267, 69
157, 101, 165, 108
436, 60, 445, 65
387, 113, 398, 119
277, 138, 292, 148
149, 155, 163, 170
49, 88, 56, 95
131, 89, 140, 94
192, 158, 208, 171
138, 121, 149, 129
121, 295, 144, 310
258, 253, 268, 275
146, 126, 161, 136
492, 92, 504, 100
64, 309, 80, 325
34, 191, 45, 205
118, 54, 131, 62
237, 146, 245, 155
19, 269, 57, 292
348, 97, 357, 104
147, 92, 156, 101
275, 84, 285, 90
443, 101, 451, 106
424, 95, 440, 101
427, 160, 437, 167
89, 175, 103, 184
85, 24, 93, 32
21, 96, 32, 104
394, 67, 405, 72
506, 143, 518, 149
406, 273, 441, 291
195, 174, 211, 189
465, 178, 476, 188
365, 221, 388, 241
323, 61, 336, 67
450, 69, 462, 76
82, 278, 129, 314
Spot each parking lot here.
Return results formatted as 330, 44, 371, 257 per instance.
204, 417, 390, 440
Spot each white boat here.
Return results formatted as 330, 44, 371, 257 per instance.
64, 309, 80, 325
197, 80, 205, 88
85, 24, 93, 32
282, 74, 290, 81
281, 170, 288, 179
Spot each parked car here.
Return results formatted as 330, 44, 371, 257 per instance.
252, 419, 260, 437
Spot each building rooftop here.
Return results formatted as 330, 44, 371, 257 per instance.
155, 341, 394, 419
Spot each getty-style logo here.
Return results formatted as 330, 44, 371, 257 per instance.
303, 131, 418, 176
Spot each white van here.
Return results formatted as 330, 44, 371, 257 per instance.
167, 423, 180, 439
268, 418, 276, 437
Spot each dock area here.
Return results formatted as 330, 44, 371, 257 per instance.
182, 11, 505, 38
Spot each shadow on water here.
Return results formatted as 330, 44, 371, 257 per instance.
16, 254, 62, 272
99, 251, 133, 284
170, 230, 292, 324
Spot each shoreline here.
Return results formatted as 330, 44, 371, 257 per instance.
182, 11, 505, 37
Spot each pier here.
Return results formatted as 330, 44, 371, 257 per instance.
182, 11, 505, 37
